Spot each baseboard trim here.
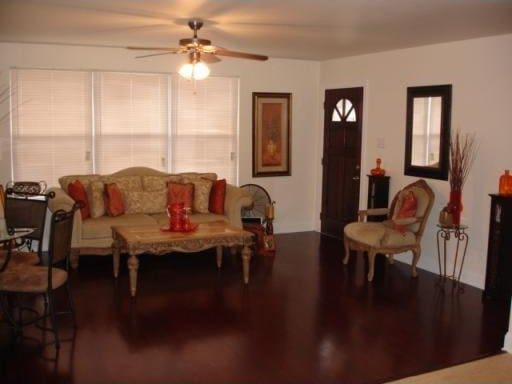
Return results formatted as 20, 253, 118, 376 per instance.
504, 331, 512, 353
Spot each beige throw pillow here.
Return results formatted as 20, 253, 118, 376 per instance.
87, 180, 106, 218
142, 175, 182, 192
124, 190, 167, 214
182, 177, 213, 213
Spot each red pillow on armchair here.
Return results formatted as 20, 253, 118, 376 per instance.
395, 190, 417, 219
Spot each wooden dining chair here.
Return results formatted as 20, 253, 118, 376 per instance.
0, 205, 78, 348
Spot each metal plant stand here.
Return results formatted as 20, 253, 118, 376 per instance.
436, 224, 469, 291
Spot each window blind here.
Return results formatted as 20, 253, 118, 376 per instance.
94, 72, 169, 174
11, 69, 239, 186
11, 69, 92, 187
171, 76, 239, 184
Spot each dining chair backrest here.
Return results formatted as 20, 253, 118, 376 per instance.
47, 208, 76, 270
4, 188, 55, 256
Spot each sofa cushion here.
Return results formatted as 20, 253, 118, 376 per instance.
59, 175, 101, 191
142, 175, 182, 192
101, 176, 143, 193
124, 190, 167, 214
344, 222, 416, 248
179, 172, 217, 181
167, 182, 194, 209
150, 212, 229, 227
182, 177, 212, 214
82, 213, 157, 240
88, 180, 106, 218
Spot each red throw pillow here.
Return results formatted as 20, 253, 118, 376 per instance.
208, 179, 226, 214
68, 179, 90, 219
396, 190, 417, 219
104, 183, 125, 217
167, 182, 194, 209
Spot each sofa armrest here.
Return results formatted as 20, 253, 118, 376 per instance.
47, 187, 82, 248
224, 184, 252, 228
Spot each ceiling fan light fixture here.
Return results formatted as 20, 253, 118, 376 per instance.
178, 61, 210, 80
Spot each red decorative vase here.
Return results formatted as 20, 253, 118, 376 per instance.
370, 158, 386, 176
168, 203, 185, 231
499, 170, 512, 195
447, 190, 463, 226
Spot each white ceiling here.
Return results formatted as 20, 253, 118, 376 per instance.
1, 0, 512, 61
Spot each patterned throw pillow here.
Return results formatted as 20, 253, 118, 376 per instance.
167, 182, 194, 210
104, 183, 125, 217
142, 175, 182, 192
68, 179, 90, 219
59, 175, 101, 191
124, 190, 167, 214
208, 179, 226, 214
88, 180, 106, 218
101, 176, 143, 193
182, 177, 213, 214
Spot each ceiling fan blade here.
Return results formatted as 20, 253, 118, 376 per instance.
136, 52, 176, 59
201, 53, 221, 64
127, 46, 181, 52
213, 48, 268, 61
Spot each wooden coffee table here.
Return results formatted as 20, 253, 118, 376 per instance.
111, 221, 254, 297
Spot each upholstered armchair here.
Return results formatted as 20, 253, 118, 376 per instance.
343, 179, 435, 282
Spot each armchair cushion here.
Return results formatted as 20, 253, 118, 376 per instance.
344, 222, 416, 248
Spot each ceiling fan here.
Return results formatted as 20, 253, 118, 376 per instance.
127, 19, 268, 80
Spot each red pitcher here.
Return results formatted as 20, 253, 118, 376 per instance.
167, 203, 185, 231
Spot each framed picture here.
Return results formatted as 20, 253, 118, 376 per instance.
252, 92, 291, 177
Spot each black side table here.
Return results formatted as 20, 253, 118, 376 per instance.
436, 224, 469, 291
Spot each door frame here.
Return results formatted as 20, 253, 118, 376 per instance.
315, 81, 371, 231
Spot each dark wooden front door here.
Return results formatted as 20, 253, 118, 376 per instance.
320, 87, 363, 237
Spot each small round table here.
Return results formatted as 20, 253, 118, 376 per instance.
436, 224, 469, 291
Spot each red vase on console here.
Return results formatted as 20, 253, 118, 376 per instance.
447, 190, 463, 226
371, 158, 386, 176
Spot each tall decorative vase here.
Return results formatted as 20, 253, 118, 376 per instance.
448, 190, 463, 226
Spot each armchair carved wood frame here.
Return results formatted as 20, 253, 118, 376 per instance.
343, 179, 435, 282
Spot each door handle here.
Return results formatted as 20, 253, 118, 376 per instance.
353, 164, 360, 181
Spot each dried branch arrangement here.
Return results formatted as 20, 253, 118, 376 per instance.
449, 129, 477, 192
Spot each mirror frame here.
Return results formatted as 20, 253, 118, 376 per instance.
404, 84, 452, 180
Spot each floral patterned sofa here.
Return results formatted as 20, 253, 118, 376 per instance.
48, 167, 252, 268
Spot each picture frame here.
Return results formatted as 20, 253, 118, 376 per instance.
252, 92, 291, 177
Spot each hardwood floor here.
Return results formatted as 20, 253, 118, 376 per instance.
1, 232, 509, 384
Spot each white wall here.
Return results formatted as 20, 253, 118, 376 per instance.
318, 34, 512, 289
1, 34, 511, 290
0, 42, 321, 234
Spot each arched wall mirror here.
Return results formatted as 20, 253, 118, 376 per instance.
404, 84, 452, 180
